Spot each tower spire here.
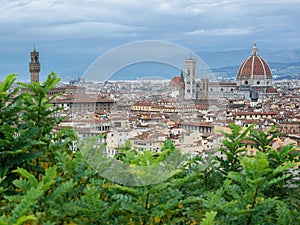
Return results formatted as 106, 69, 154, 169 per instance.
251, 41, 258, 56
179, 70, 184, 82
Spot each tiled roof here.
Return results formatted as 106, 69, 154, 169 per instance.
237, 42, 272, 78
169, 76, 183, 87
53, 94, 114, 104
266, 86, 277, 94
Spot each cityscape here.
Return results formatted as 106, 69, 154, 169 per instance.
25, 41, 299, 159
1, 1, 300, 224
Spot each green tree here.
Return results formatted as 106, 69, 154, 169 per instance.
0, 74, 27, 184
217, 123, 254, 175
0, 72, 75, 188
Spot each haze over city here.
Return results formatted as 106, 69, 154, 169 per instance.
0, 0, 299, 81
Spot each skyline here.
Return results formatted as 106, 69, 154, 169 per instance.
1, 0, 300, 81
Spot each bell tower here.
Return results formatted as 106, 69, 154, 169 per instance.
185, 57, 197, 99
29, 47, 40, 83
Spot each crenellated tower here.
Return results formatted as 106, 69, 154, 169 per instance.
29, 47, 40, 83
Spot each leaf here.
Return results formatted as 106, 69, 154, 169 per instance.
14, 215, 36, 225
201, 211, 217, 225
12, 168, 38, 186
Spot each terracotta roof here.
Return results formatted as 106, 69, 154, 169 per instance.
179, 121, 213, 127
65, 85, 78, 89
209, 82, 237, 86
52, 94, 114, 104
133, 102, 152, 107
169, 76, 183, 87
233, 111, 278, 116
237, 42, 272, 78
266, 86, 277, 94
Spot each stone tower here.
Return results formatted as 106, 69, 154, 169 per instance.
200, 78, 209, 100
29, 48, 40, 83
185, 57, 197, 99
178, 70, 185, 101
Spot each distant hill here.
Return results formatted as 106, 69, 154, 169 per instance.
197, 48, 300, 68
211, 62, 300, 80
60, 48, 300, 82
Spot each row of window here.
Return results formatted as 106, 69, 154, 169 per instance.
244, 80, 269, 85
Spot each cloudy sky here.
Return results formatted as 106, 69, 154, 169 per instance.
0, 0, 299, 81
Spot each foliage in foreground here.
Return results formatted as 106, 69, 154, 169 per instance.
0, 73, 299, 224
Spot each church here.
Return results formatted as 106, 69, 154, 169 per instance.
236, 41, 277, 99
169, 42, 277, 101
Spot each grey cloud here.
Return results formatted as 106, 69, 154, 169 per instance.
184, 27, 254, 36
0, 0, 300, 80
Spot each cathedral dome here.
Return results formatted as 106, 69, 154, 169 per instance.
237, 42, 272, 80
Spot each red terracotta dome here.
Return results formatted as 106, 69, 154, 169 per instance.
237, 42, 272, 79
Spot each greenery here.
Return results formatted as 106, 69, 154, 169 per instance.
0, 73, 299, 224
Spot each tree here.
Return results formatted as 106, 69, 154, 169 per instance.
217, 123, 254, 175
0, 72, 74, 189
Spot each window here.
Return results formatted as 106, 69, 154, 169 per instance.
221, 88, 223, 91
245, 81, 248, 85
257, 81, 260, 85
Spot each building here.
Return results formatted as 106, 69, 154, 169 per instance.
168, 71, 185, 100
185, 57, 197, 100
237, 41, 277, 99
178, 121, 214, 134
168, 57, 197, 101
206, 81, 238, 99
29, 47, 40, 83
168, 42, 277, 101
53, 94, 115, 113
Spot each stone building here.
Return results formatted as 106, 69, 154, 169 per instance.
236, 41, 277, 99
169, 42, 277, 101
